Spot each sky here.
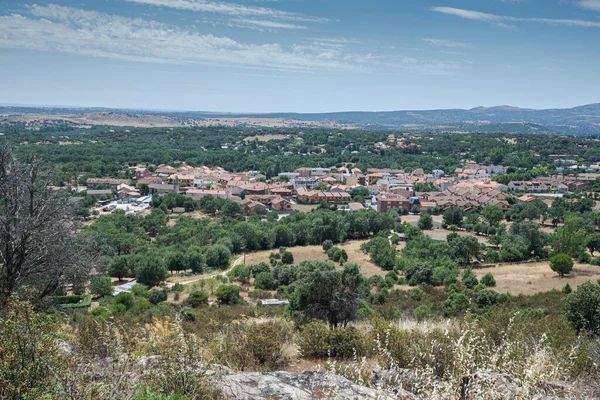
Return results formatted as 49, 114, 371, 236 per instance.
0, 0, 599, 112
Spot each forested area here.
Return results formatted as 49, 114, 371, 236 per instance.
4, 125, 600, 184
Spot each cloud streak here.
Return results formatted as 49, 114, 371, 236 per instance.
422, 38, 470, 48
580, 0, 600, 11
123, 0, 328, 22
432, 6, 600, 28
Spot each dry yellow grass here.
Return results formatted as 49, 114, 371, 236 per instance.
243, 239, 390, 278
475, 262, 600, 295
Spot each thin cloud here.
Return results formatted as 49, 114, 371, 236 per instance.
422, 38, 470, 48
580, 0, 600, 11
231, 18, 307, 30
123, 0, 328, 22
431, 6, 600, 28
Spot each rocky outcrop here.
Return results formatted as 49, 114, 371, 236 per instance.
216, 370, 414, 400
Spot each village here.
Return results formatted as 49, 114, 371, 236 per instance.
80, 159, 597, 217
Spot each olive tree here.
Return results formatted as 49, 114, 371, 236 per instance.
0, 145, 96, 305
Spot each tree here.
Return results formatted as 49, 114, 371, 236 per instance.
205, 244, 231, 269
281, 250, 294, 265
461, 268, 479, 288
448, 235, 481, 266
185, 246, 204, 273
564, 281, 600, 334
90, 276, 113, 297
551, 216, 587, 258
215, 284, 242, 304
135, 254, 169, 287
549, 253, 573, 277
443, 207, 464, 228
586, 233, 600, 256
418, 213, 433, 230
0, 145, 95, 305
108, 256, 131, 281
481, 205, 504, 227
254, 271, 278, 290
510, 221, 549, 258
288, 262, 363, 328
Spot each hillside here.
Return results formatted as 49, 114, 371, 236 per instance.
1, 103, 600, 134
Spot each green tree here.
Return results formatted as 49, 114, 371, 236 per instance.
288, 262, 363, 328
185, 290, 209, 308
90, 276, 113, 297
549, 253, 573, 277
418, 213, 433, 230
135, 256, 169, 287
551, 216, 587, 258
205, 244, 231, 269
254, 271, 278, 290
448, 235, 481, 266
443, 207, 464, 228
147, 288, 168, 304
480, 273, 496, 287
108, 256, 131, 281
281, 250, 294, 265
215, 284, 242, 304
461, 268, 479, 288
586, 233, 600, 256
481, 204, 504, 227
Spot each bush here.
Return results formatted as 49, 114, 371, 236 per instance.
591, 257, 600, 266
474, 289, 501, 308
413, 304, 432, 321
254, 271, 278, 290
215, 284, 242, 305
171, 283, 185, 293
114, 292, 134, 310
250, 262, 270, 277
550, 253, 574, 277
461, 268, 479, 289
281, 251, 294, 265
404, 263, 433, 286
327, 246, 340, 260
565, 281, 600, 334
408, 287, 424, 301
131, 283, 149, 297
90, 276, 113, 297
147, 288, 168, 304
480, 273, 496, 287
248, 289, 271, 299
178, 307, 196, 322
322, 240, 333, 252
578, 252, 592, 264
184, 290, 209, 308
297, 320, 370, 359
562, 283, 572, 294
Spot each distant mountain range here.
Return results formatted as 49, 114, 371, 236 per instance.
1, 103, 599, 135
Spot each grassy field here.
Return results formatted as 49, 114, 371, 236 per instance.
242, 239, 393, 278
475, 262, 600, 295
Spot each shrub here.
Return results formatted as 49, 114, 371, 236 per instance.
297, 320, 370, 359
250, 262, 270, 277
281, 251, 294, 265
322, 240, 334, 252
178, 307, 196, 322
131, 284, 149, 297
550, 253, 574, 277
591, 257, 600, 266
474, 289, 501, 308
297, 320, 331, 358
90, 276, 113, 297
114, 292, 134, 310
408, 287, 425, 301
565, 281, 600, 334
562, 283, 572, 294
413, 304, 432, 321
405, 263, 434, 286
147, 288, 168, 305
248, 289, 271, 299
327, 246, 340, 260
254, 271, 278, 290
171, 283, 185, 293
578, 252, 592, 264
184, 290, 209, 308
215, 284, 242, 305
461, 268, 479, 289
480, 273, 496, 287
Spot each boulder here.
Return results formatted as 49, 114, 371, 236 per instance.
216, 370, 413, 400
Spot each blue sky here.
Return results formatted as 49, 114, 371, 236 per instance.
0, 0, 599, 112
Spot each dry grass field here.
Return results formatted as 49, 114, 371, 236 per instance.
291, 203, 318, 213
243, 239, 393, 278
475, 262, 600, 295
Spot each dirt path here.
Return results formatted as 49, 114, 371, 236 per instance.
166, 255, 244, 288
